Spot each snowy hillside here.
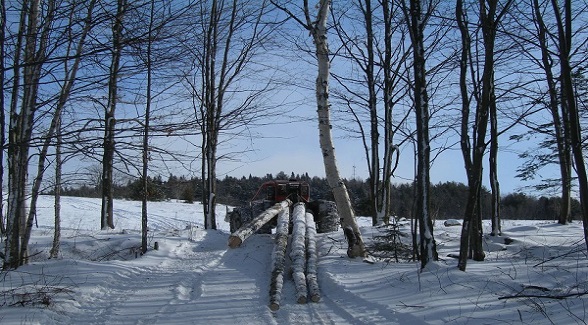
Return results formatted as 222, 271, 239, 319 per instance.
1, 195, 587, 324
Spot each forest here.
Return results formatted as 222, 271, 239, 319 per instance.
2, 0, 588, 270
55, 171, 582, 222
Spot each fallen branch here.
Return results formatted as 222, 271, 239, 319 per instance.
498, 291, 588, 300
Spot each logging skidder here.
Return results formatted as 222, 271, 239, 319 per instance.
228, 200, 291, 248
226, 179, 340, 235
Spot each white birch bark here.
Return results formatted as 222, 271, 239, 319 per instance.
228, 200, 290, 248
290, 202, 307, 304
311, 0, 367, 258
268, 207, 290, 311
305, 212, 320, 302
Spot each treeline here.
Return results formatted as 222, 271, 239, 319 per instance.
55, 171, 581, 221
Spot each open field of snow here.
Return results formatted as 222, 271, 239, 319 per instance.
1, 195, 587, 324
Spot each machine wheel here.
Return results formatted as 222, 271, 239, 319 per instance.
228, 200, 273, 234
308, 200, 340, 233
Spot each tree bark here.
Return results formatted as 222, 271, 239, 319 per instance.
0, 0, 6, 234
270, 0, 367, 258
311, 0, 367, 258
6, 0, 45, 268
305, 212, 320, 303
22, 0, 94, 262
458, 0, 512, 270
49, 115, 62, 259
551, 0, 588, 251
403, 0, 438, 268
489, 100, 501, 236
141, 0, 155, 255
101, 0, 126, 230
456, 0, 472, 269
532, 0, 572, 225
228, 200, 291, 248
269, 207, 291, 311
4, 0, 27, 269
290, 202, 307, 304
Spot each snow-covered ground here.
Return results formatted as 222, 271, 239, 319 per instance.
1, 195, 587, 324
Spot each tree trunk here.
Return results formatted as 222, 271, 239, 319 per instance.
101, 0, 125, 230
458, 0, 511, 270
552, 0, 588, 251
22, 0, 94, 262
456, 0, 473, 271
380, 0, 398, 227
0, 0, 6, 234
404, 0, 438, 268
305, 212, 320, 303
532, 0, 572, 225
4, 0, 27, 269
6, 0, 43, 268
228, 200, 291, 248
269, 207, 290, 311
290, 203, 307, 304
358, 0, 380, 227
489, 103, 501, 236
311, 0, 367, 258
141, 0, 155, 254
49, 116, 62, 259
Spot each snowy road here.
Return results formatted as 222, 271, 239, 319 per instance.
4, 197, 586, 325
57, 228, 406, 325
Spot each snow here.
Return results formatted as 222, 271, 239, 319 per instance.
1, 195, 588, 324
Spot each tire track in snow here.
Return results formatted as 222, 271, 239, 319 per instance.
67, 233, 225, 324
65, 225, 413, 325
271, 233, 428, 325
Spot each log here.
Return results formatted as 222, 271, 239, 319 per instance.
290, 202, 308, 304
305, 212, 320, 302
228, 200, 291, 248
268, 208, 291, 311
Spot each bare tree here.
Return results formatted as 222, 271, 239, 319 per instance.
0, 0, 6, 234
400, 0, 439, 268
519, 0, 574, 224
140, 0, 156, 254
5, 0, 55, 268
550, 0, 588, 250
330, 0, 406, 226
182, 0, 279, 230
101, 0, 126, 230
456, 0, 512, 271
271, 0, 368, 258
21, 0, 98, 263
49, 112, 63, 259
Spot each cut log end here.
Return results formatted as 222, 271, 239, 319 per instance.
297, 296, 307, 304
269, 303, 280, 311
310, 294, 321, 303
228, 236, 242, 248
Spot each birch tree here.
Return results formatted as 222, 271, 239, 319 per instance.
5, 0, 55, 268
272, 0, 367, 258
21, 0, 98, 263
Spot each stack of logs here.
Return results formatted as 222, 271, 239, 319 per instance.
227, 200, 321, 311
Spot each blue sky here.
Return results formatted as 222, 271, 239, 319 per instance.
217, 105, 546, 196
